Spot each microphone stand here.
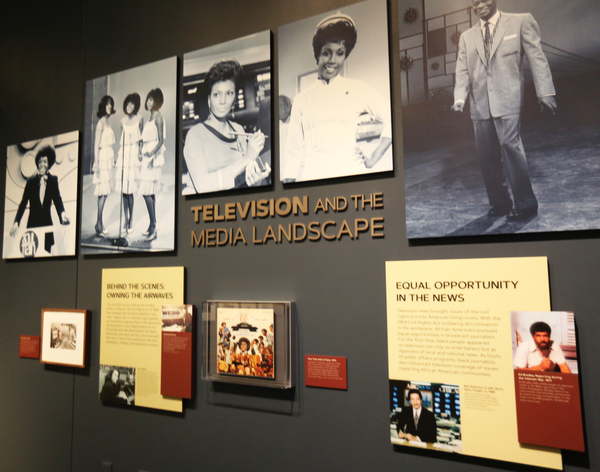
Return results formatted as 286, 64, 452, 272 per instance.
109, 130, 128, 248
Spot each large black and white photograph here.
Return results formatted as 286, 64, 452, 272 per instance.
278, 0, 394, 184
401, 0, 600, 238
81, 57, 177, 254
182, 31, 272, 195
3, 131, 78, 259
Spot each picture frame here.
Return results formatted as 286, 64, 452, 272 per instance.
389, 380, 462, 453
40, 308, 88, 367
99, 364, 136, 406
202, 300, 293, 389
400, 0, 600, 239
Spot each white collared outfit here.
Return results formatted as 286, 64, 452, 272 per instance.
513, 340, 566, 369
283, 75, 391, 182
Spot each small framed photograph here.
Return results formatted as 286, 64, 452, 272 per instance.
40, 309, 88, 367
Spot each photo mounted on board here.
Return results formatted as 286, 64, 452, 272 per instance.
400, 0, 600, 238
182, 31, 272, 195
81, 57, 177, 254
3, 131, 78, 259
278, 0, 394, 184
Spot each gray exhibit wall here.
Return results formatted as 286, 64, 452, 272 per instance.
0, 1, 598, 472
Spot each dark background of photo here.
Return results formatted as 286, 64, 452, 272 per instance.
0, 1, 597, 472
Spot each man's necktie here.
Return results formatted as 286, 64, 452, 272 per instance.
484, 21, 492, 64
39, 176, 47, 203
414, 412, 419, 429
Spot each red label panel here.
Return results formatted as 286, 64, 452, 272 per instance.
20, 335, 40, 359
514, 370, 584, 452
161, 332, 193, 399
305, 355, 347, 390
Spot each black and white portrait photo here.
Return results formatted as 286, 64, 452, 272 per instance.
99, 365, 136, 406
3, 131, 78, 259
182, 31, 272, 195
401, 0, 600, 238
278, 0, 394, 184
81, 57, 177, 254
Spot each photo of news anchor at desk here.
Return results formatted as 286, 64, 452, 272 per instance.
390, 382, 462, 453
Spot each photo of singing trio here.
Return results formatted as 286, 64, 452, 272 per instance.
81, 57, 177, 254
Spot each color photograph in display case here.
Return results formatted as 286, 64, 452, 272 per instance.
3, 131, 78, 259
216, 306, 274, 378
81, 56, 177, 254
278, 0, 394, 184
400, 0, 600, 238
202, 301, 293, 389
182, 31, 272, 195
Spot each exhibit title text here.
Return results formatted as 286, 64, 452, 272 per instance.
395, 280, 519, 302
190, 193, 384, 247
105, 282, 174, 299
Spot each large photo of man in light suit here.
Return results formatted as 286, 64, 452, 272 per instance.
452, 0, 556, 221
400, 0, 600, 238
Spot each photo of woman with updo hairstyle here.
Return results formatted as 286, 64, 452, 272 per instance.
183, 59, 270, 194
115, 93, 142, 235
278, 0, 393, 183
93, 95, 116, 236
138, 88, 165, 241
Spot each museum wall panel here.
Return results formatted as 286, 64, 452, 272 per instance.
0, 1, 598, 471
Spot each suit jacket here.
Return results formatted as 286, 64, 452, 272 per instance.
14, 173, 65, 228
454, 12, 555, 120
395, 406, 437, 443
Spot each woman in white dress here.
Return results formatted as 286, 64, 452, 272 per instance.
93, 95, 116, 236
282, 12, 392, 183
139, 88, 165, 241
115, 93, 142, 235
